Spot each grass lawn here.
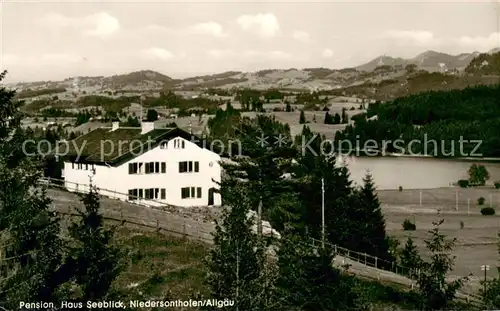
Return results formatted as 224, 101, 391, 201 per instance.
111, 228, 210, 309
107, 227, 459, 310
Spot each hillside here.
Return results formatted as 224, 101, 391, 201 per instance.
465, 52, 500, 75
7, 49, 500, 108
356, 50, 482, 73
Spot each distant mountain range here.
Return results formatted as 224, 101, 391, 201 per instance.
356, 48, 500, 72
8, 48, 500, 96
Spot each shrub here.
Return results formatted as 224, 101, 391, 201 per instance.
495, 181, 500, 189
402, 219, 416, 231
477, 197, 486, 205
481, 207, 495, 215
398, 186, 403, 192
457, 179, 469, 188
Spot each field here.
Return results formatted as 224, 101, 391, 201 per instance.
111, 228, 210, 306
379, 186, 500, 281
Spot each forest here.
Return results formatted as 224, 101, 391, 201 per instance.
335, 84, 500, 157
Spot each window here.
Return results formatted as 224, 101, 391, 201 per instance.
72, 163, 74, 169
174, 138, 185, 149
181, 187, 202, 199
145, 162, 161, 174
181, 187, 190, 199
179, 161, 188, 173
160, 141, 168, 149
154, 188, 159, 199
161, 189, 166, 199
128, 163, 138, 174
179, 161, 199, 173
145, 188, 154, 199
138, 189, 143, 198
161, 162, 166, 173
128, 189, 138, 200
85, 164, 88, 170
138, 162, 143, 174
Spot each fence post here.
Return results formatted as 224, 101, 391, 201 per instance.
364, 253, 367, 265
156, 219, 160, 232
375, 257, 378, 269
183, 222, 186, 238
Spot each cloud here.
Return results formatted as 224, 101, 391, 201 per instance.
187, 22, 227, 37
243, 50, 292, 60
207, 49, 237, 59
236, 13, 280, 37
382, 30, 437, 46
141, 48, 175, 61
457, 32, 500, 50
292, 30, 310, 42
82, 12, 120, 37
322, 49, 334, 58
40, 12, 120, 38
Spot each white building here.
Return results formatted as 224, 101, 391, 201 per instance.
61, 122, 222, 207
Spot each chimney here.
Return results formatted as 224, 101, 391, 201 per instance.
111, 121, 119, 131
141, 122, 155, 134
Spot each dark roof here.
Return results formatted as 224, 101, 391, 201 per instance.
60, 126, 217, 166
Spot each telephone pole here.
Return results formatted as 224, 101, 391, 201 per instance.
257, 197, 263, 239
322, 178, 325, 249
481, 265, 490, 296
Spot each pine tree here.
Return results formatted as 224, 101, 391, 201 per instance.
324, 112, 331, 124
274, 233, 360, 311
353, 173, 393, 262
0, 70, 69, 306
205, 180, 265, 310
299, 110, 306, 124
333, 113, 341, 124
341, 107, 349, 124
222, 115, 296, 227
68, 182, 122, 301
293, 126, 354, 242
400, 236, 422, 278
267, 192, 306, 235
416, 217, 466, 310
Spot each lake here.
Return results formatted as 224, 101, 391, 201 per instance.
337, 156, 500, 190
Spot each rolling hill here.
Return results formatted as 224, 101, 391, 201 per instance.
7, 49, 500, 103
356, 50, 482, 72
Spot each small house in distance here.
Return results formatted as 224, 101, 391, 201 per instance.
61, 122, 222, 207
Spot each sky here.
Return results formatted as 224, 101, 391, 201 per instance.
1, 0, 499, 83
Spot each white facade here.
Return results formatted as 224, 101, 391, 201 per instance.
63, 125, 222, 207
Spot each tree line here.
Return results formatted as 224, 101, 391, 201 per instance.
335, 84, 500, 157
